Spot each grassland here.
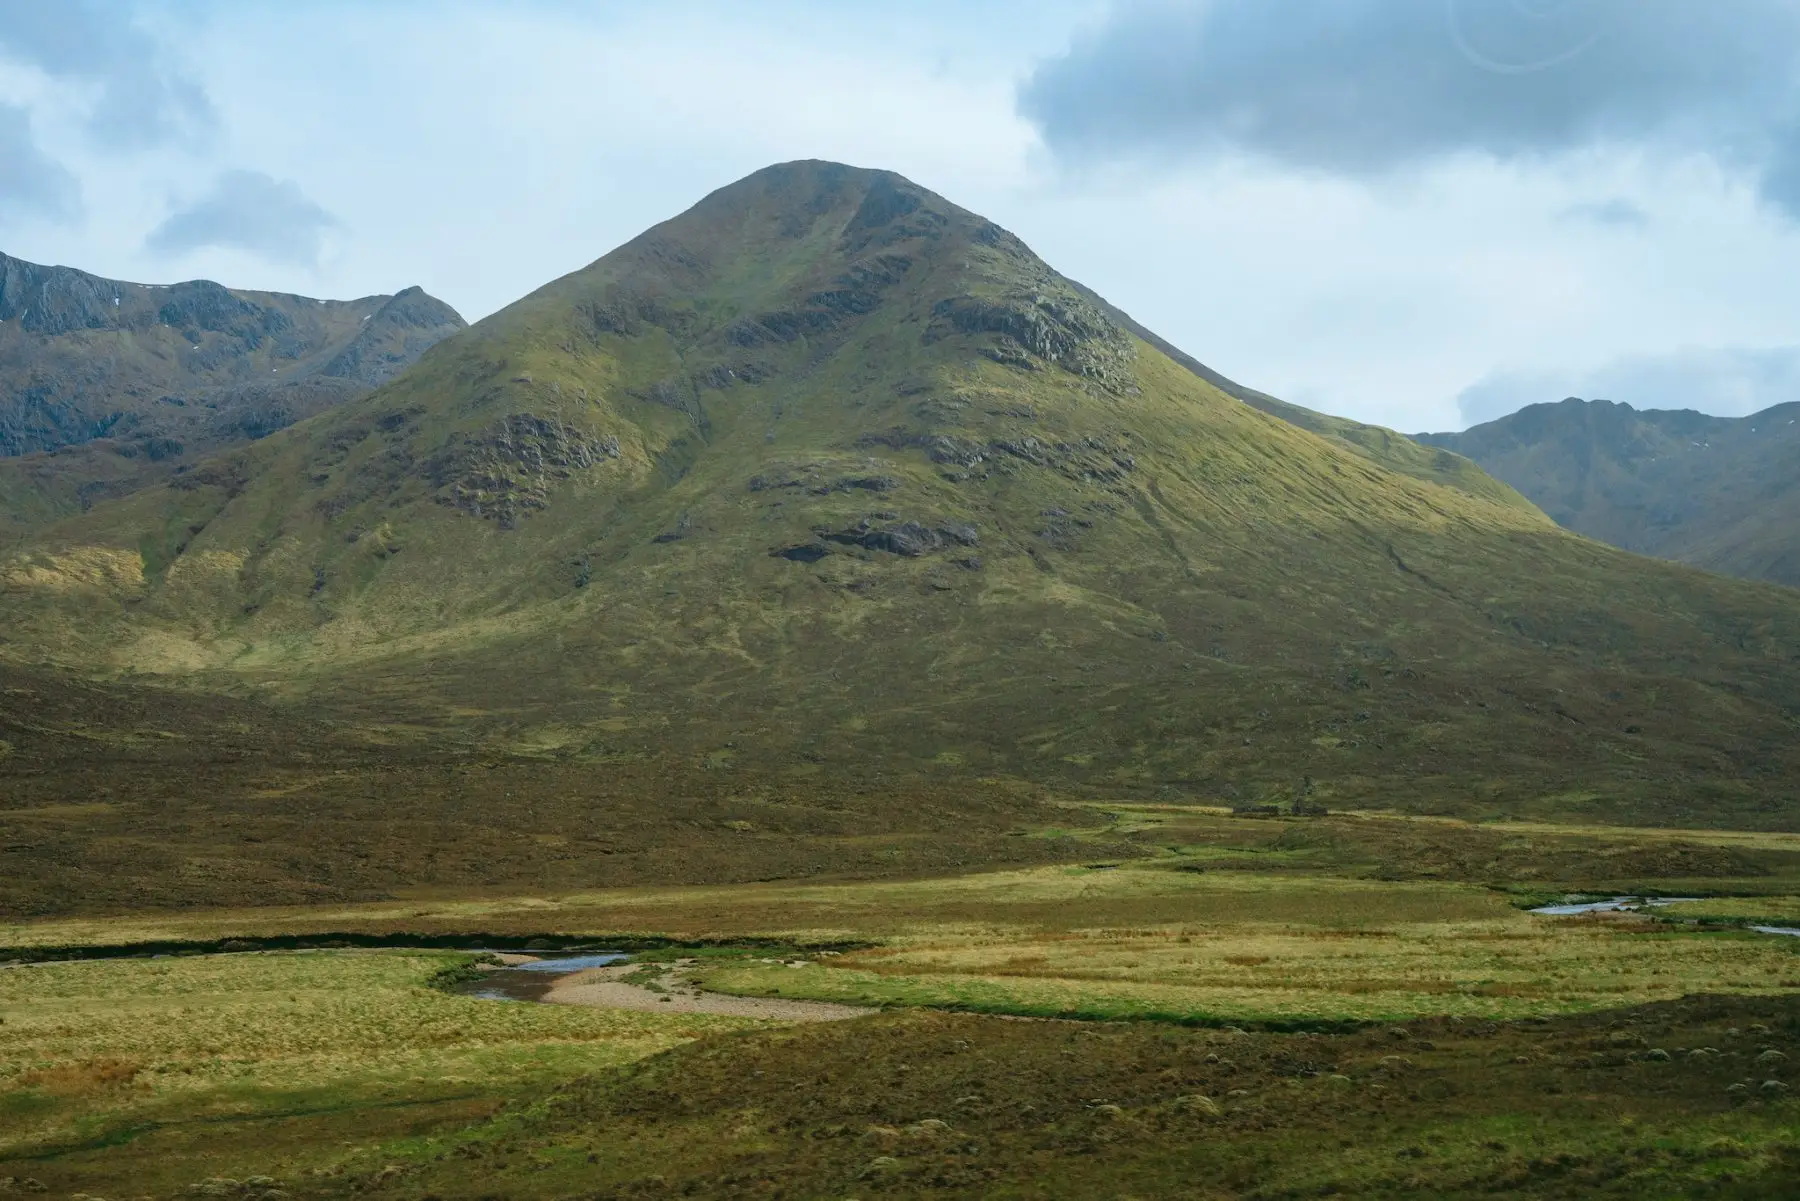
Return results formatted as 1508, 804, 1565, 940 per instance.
693, 869, 1800, 1024
3, 809, 1797, 1196
0, 949, 757, 1196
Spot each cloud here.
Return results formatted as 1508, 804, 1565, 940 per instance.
1453, 346, 1800, 428
1021, 0, 1800, 216
1560, 197, 1647, 227
0, 102, 79, 221
0, 0, 213, 149
146, 170, 340, 266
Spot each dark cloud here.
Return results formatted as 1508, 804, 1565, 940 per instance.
1454, 346, 1800, 427
1559, 198, 1647, 227
1022, 1, 1800, 215
146, 171, 340, 267
0, 102, 79, 222
0, 0, 213, 149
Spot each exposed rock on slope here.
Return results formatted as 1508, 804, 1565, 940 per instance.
1421, 397, 1800, 587
4, 162, 1799, 829
0, 252, 464, 536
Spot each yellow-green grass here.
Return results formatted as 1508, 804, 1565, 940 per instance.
3, 857, 1799, 1194
1090, 803, 1800, 854
1662, 897, 1800, 924
8, 863, 1800, 1033
0, 949, 757, 1192
1, 861, 1513, 951
701, 920, 1800, 1025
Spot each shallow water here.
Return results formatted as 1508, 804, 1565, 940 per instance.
1750, 925, 1800, 938
1529, 896, 1697, 916
504, 953, 631, 973
458, 951, 630, 1002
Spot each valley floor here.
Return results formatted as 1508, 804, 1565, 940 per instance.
2, 808, 1798, 1198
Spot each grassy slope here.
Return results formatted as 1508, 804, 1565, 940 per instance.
1421, 397, 1800, 587
2, 161, 1800, 839
1077, 282, 1540, 515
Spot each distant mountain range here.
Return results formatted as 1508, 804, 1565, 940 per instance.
0, 251, 464, 538
1420, 398, 1800, 588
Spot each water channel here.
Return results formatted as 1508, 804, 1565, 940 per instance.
456, 951, 632, 1002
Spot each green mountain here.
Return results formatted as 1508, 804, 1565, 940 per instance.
0, 252, 465, 540
4, 161, 1800, 834
1420, 398, 1800, 588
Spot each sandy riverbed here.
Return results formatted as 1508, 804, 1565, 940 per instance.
542, 961, 873, 1021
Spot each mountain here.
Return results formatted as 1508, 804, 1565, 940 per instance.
4, 160, 1800, 839
1419, 398, 1800, 587
0, 252, 465, 539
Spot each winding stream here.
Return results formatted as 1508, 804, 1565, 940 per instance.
1528, 896, 1697, 916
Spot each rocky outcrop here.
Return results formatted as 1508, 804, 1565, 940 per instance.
317, 287, 466, 385
427, 414, 622, 527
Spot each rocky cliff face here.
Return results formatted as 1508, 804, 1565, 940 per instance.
0, 253, 465, 535
1420, 398, 1800, 587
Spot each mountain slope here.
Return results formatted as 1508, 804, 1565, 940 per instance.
1420, 398, 1800, 587
1075, 284, 1542, 517
4, 161, 1800, 832
0, 253, 465, 538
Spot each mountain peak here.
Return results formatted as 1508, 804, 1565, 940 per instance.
5, 167, 1797, 826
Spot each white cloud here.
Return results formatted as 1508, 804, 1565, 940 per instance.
146, 170, 339, 267
0, 101, 78, 221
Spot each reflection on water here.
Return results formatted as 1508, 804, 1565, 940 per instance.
507, 953, 631, 973
457, 951, 630, 1003
1751, 926, 1800, 938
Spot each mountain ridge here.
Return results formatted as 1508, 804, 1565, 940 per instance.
0, 251, 465, 539
1420, 396, 1800, 587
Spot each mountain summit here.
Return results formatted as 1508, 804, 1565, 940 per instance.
4, 161, 1798, 824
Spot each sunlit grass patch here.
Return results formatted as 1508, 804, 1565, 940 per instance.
1661, 896, 1800, 924
692, 871, 1800, 1024
0, 948, 758, 1166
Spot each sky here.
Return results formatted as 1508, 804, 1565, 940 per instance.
4, 1, 1800, 433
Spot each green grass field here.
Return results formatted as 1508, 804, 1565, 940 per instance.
0, 950, 756, 1196
3, 810, 1798, 1197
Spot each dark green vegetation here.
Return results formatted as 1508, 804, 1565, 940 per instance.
1421, 397, 1800, 588
2, 161, 1799, 905
0, 250, 464, 540
0, 659, 1090, 918
296, 998, 1800, 1200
